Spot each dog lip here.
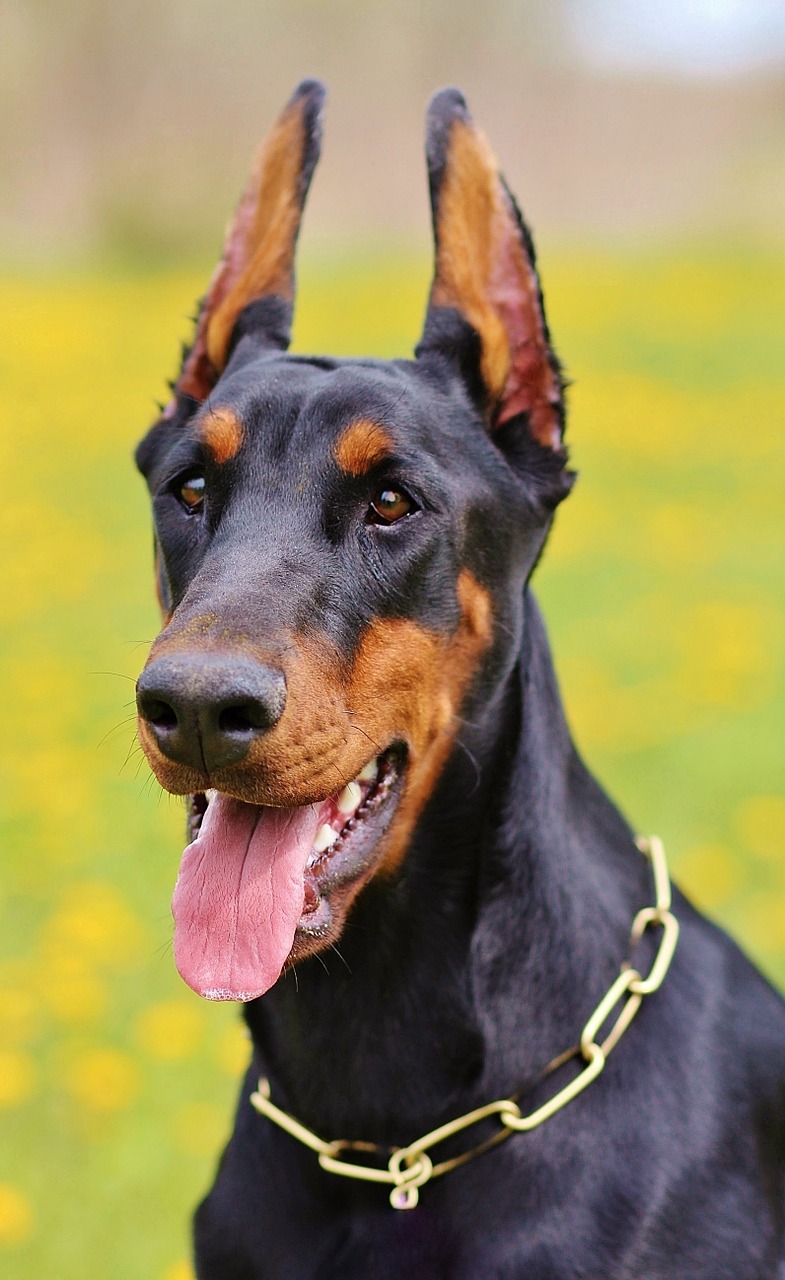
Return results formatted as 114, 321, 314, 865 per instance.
187, 790, 209, 844
297, 747, 406, 932
186, 745, 404, 846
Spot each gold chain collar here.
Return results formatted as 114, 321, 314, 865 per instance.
250, 835, 679, 1210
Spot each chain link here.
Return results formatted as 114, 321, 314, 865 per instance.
250, 834, 679, 1209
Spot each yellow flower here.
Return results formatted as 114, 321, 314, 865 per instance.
0, 987, 37, 1049
135, 999, 205, 1060
215, 1020, 251, 1077
737, 896, 785, 955
63, 1048, 139, 1113
734, 795, 785, 863
171, 1102, 228, 1157
162, 1262, 195, 1280
36, 956, 108, 1025
0, 1184, 34, 1246
674, 844, 740, 912
0, 1052, 36, 1108
39, 882, 148, 973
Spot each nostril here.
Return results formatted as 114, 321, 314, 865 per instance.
138, 694, 178, 731
218, 704, 257, 735
217, 693, 281, 735
136, 654, 286, 772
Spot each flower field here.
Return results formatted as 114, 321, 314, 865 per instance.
1, 245, 784, 1277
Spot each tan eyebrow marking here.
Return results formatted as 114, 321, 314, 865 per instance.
333, 419, 394, 476
199, 408, 244, 464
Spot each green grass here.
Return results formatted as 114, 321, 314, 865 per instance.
1, 245, 784, 1277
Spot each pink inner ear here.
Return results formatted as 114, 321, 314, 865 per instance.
172, 274, 231, 408
490, 204, 562, 452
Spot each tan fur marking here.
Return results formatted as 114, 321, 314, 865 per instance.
199, 408, 244, 464
138, 574, 491, 829
333, 419, 394, 476
137, 574, 493, 946
205, 101, 307, 373
351, 569, 493, 876
138, 615, 349, 805
430, 120, 561, 450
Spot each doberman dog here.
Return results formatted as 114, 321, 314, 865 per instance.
135, 81, 785, 1278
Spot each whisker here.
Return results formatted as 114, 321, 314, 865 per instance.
153, 935, 174, 961
134, 755, 152, 784
119, 735, 143, 775
329, 943, 351, 975
139, 768, 158, 795
348, 723, 383, 753
96, 715, 138, 749
454, 736, 481, 795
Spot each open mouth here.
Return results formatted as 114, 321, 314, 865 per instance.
175, 746, 405, 1002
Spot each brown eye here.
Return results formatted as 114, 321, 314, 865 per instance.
368, 487, 415, 525
179, 473, 205, 512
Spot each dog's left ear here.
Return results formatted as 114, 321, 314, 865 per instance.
416, 89, 565, 455
172, 79, 326, 406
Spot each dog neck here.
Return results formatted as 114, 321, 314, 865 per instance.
244, 590, 649, 1145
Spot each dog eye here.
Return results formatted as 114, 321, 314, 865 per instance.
367, 487, 416, 525
178, 473, 206, 513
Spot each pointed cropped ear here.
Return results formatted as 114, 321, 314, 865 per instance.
416, 89, 564, 453
172, 79, 326, 407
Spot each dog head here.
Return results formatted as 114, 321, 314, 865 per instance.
135, 81, 571, 1001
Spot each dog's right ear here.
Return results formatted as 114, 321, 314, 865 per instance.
169, 79, 326, 410
416, 89, 565, 464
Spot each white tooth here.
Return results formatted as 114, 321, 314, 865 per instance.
357, 759, 378, 784
205, 789, 217, 803
313, 824, 339, 854
337, 781, 362, 815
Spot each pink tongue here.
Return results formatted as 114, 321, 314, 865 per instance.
172, 793, 322, 1001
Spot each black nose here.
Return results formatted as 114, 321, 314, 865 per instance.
136, 652, 286, 774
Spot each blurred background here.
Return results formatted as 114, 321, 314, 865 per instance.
1, 2, 784, 1276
